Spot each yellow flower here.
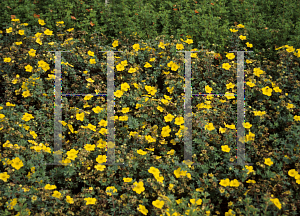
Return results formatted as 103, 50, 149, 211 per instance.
128, 67, 137, 73
161, 125, 171, 137
133, 43, 140, 51
145, 85, 157, 95
190, 199, 203, 205
294, 115, 300, 121
174, 167, 187, 178
66, 149, 79, 161
90, 59, 96, 64
226, 53, 235, 60
88, 50, 94, 57
246, 81, 255, 87
288, 169, 298, 177
84, 144, 95, 151
246, 42, 253, 48
253, 68, 264, 77
262, 86, 272, 96
11, 157, 24, 170
112, 40, 119, 47
44, 184, 57, 190
98, 119, 107, 127
18, 30, 25, 35
205, 123, 215, 131
93, 106, 104, 113
273, 86, 282, 93
243, 122, 252, 129
221, 145, 231, 152
52, 191, 62, 198
226, 82, 235, 89
0, 172, 10, 182
114, 90, 123, 98
264, 158, 273, 166
205, 85, 212, 93
37, 60, 50, 71
84, 94, 93, 100
106, 186, 117, 196
239, 35, 246, 40
38, 19, 46, 25
138, 204, 148, 215
4, 57, 11, 63
119, 115, 128, 121
94, 164, 106, 171
123, 178, 132, 182
6, 27, 13, 33
144, 62, 152, 68
15, 41, 22, 45
30, 130, 37, 139
170, 62, 179, 71
133, 181, 145, 194
219, 178, 230, 187
96, 155, 107, 164
8, 198, 18, 210
270, 198, 282, 210
184, 38, 193, 44
66, 196, 74, 204
6, 102, 15, 106
230, 179, 239, 187
36, 37, 42, 45
28, 49, 36, 57
22, 90, 31, 98
224, 122, 236, 129
174, 116, 184, 125
121, 107, 130, 114
85, 78, 94, 83
219, 127, 226, 133
56, 21, 64, 25
84, 197, 97, 205
145, 135, 156, 143
99, 128, 107, 135
164, 114, 174, 122
76, 112, 84, 121
176, 43, 184, 50
25, 65, 33, 72
137, 149, 147, 155
22, 112, 34, 121
157, 106, 164, 112
286, 103, 294, 109
152, 199, 164, 209
222, 63, 231, 70
224, 92, 235, 99
121, 82, 130, 92
44, 29, 53, 35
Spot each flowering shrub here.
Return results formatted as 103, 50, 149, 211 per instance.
0, 16, 300, 216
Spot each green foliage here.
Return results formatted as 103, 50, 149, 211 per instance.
1, 0, 300, 65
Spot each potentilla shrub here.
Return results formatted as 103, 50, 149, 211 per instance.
0, 17, 300, 216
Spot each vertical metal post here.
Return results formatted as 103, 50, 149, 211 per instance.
229, 50, 253, 167
98, 51, 125, 166
45, 51, 71, 166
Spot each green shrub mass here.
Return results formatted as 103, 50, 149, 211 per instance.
0, 0, 300, 215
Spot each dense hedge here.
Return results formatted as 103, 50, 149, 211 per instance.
1, 0, 300, 64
